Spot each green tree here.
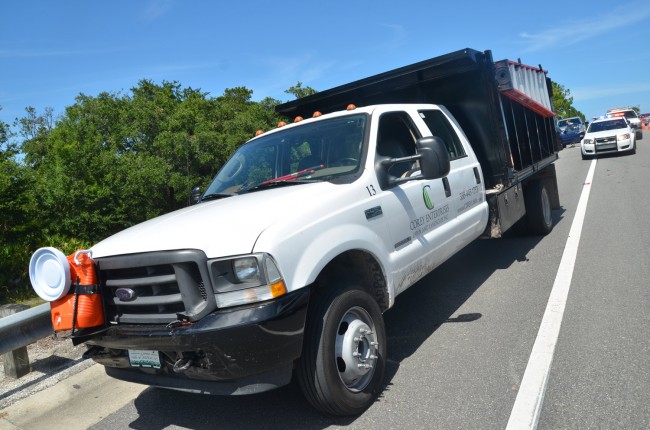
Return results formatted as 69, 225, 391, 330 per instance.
15, 106, 54, 140
19, 82, 284, 242
1, 109, 37, 300
285, 82, 318, 99
0, 112, 25, 240
2, 83, 289, 301
0, 108, 10, 144
17, 106, 55, 169
1, 107, 35, 241
26, 88, 174, 239
552, 82, 584, 120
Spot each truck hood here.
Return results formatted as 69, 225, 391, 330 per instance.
91, 182, 331, 259
585, 129, 632, 140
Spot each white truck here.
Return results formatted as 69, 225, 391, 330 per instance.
30, 48, 562, 416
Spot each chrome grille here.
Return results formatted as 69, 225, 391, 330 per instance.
595, 135, 617, 152
595, 135, 616, 144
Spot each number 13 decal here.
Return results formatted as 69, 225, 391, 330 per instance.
366, 185, 377, 196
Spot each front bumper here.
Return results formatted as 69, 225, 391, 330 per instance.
581, 139, 634, 156
83, 288, 309, 395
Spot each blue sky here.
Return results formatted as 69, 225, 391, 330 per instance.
2, 0, 650, 136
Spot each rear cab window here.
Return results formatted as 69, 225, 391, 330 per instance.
418, 109, 467, 160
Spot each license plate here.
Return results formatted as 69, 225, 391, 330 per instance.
128, 349, 161, 368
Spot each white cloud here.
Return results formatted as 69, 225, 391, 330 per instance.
519, 2, 650, 52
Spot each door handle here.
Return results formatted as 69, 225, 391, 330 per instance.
442, 177, 451, 198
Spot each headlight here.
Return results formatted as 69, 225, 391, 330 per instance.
618, 133, 630, 141
208, 253, 287, 308
583, 138, 593, 145
233, 257, 261, 282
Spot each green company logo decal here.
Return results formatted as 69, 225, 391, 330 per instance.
422, 185, 434, 210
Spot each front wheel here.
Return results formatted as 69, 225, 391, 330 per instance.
297, 286, 386, 416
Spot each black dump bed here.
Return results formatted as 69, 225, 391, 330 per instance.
276, 48, 561, 190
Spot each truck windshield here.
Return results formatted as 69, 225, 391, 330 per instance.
204, 114, 367, 195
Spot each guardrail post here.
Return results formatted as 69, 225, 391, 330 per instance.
0, 304, 31, 378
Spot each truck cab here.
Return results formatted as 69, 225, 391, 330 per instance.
75, 103, 489, 416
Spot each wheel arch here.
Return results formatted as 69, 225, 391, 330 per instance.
312, 250, 390, 313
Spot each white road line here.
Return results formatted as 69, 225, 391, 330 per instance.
506, 159, 597, 430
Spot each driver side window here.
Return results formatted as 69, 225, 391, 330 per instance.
375, 112, 419, 180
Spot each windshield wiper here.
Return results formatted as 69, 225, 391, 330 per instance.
201, 192, 236, 201
243, 180, 311, 194
244, 165, 325, 193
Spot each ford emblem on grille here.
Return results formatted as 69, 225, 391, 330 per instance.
115, 288, 137, 301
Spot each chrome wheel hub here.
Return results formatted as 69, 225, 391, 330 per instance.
335, 306, 379, 391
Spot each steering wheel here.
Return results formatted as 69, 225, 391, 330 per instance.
222, 154, 245, 181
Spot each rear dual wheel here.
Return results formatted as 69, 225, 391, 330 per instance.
297, 286, 386, 416
512, 180, 553, 236
524, 180, 553, 235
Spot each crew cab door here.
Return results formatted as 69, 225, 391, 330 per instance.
372, 109, 460, 296
415, 107, 487, 246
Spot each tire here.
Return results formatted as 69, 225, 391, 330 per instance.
524, 181, 553, 235
297, 286, 386, 416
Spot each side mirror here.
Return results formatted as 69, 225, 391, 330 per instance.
375, 136, 451, 189
416, 136, 450, 180
190, 186, 202, 205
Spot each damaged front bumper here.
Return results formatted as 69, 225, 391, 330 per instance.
81, 288, 309, 395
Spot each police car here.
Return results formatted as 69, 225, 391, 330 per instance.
581, 116, 636, 159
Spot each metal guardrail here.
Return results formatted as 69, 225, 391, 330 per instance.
0, 303, 52, 355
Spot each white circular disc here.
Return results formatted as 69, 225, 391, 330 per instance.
29, 247, 71, 302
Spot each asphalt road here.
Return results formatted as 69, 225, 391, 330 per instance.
2, 142, 648, 430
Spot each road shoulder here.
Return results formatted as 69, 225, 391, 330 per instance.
0, 364, 146, 430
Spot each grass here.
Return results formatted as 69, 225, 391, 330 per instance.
0, 291, 45, 308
